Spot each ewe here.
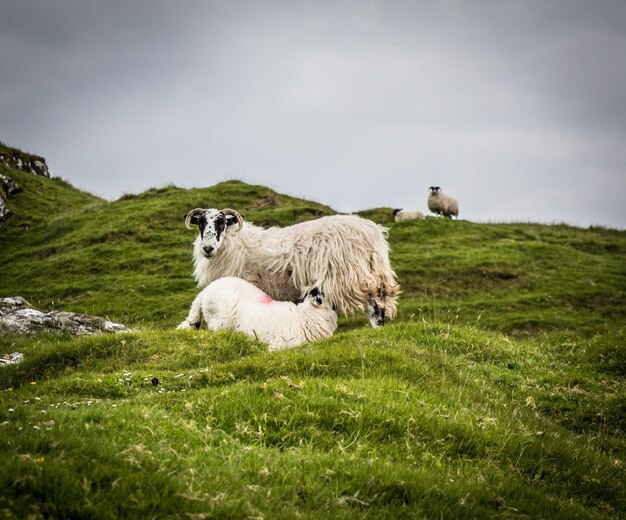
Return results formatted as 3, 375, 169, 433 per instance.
184, 208, 399, 327
392, 209, 425, 222
427, 187, 459, 218
177, 277, 337, 351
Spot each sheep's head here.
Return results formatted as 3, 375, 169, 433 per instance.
184, 208, 244, 258
392, 208, 402, 217
429, 186, 441, 194
298, 287, 326, 308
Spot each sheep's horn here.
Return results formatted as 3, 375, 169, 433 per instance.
184, 208, 206, 230
222, 208, 244, 231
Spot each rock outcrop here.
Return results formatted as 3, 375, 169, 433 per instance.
0, 297, 130, 336
0, 352, 24, 366
0, 197, 8, 222
0, 173, 21, 221
0, 147, 50, 222
0, 173, 20, 196
0, 153, 50, 178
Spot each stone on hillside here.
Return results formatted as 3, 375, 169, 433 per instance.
0, 153, 50, 178
0, 296, 130, 336
0, 197, 9, 222
0, 352, 24, 365
1, 174, 20, 196
0, 173, 21, 222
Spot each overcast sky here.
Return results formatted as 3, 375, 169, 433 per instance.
1, 1, 625, 229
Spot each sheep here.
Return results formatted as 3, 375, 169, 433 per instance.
392, 208, 425, 222
427, 186, 459, 218
183, 208, 399, 327
177, 276, 337, 351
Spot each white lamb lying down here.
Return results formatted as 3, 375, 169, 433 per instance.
177, 276, 338, 351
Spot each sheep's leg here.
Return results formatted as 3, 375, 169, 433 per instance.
366, 297, 385, 328
177, 294, 204, 330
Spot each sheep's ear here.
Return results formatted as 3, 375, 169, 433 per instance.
184, 213, 201, 226
225, 214, 244, 226
296, 287, 311, 304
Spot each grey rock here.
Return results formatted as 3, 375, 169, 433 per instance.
0, 297, 130, 336
0, 173, 21, 222
0, 174, 20, 196
0, 352, 24, 365
0, 153, 50, 178
0, 197, 9, 222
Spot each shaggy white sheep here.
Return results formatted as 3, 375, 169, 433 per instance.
392, 209, 425, 222
177, 276, 337, 351
183, 208, 399, 328
427, 187, 459, 218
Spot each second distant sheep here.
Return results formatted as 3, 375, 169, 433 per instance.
392, 209, 425, 222
428, 186, 459, 219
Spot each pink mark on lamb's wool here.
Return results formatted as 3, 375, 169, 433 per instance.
260, 293, 274, 305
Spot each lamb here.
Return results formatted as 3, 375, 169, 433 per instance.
427, 186, 459, 218
177, 276, 337, 351
392, 209, 425, 222
183, 208, 399, 327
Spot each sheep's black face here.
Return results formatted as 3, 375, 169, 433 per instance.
301, 287, 325, 307
187, 209, 239, 258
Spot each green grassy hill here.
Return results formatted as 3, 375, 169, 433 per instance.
1, 173, 623, 335
1, 162, 625, 518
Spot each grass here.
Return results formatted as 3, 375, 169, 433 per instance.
1, 326, 624, 518
0, 159, 625, 518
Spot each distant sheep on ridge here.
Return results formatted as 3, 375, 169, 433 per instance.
428, 187, 459, 218
392, 209, 425, 222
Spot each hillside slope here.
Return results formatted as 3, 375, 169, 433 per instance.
1, 176, 624, 335
0, 179, 335, 324
1, 170, 625, 518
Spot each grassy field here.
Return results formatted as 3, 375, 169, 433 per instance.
1, 165, 625, 518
